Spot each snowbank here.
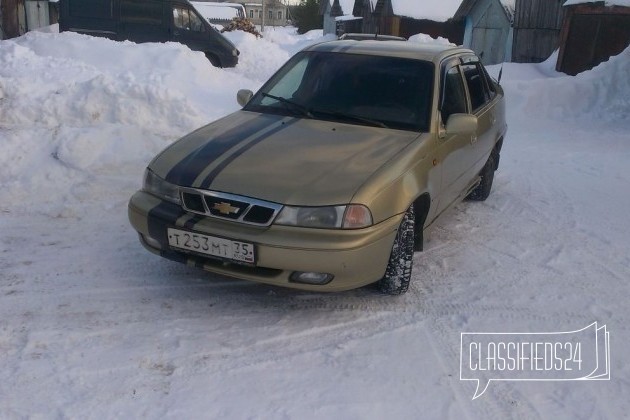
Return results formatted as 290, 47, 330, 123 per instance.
516, 46, 630, 121
0, 28, 325, 216
408, 33, 454, 46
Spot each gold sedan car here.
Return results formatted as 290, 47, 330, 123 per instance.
128, 40, 507, 294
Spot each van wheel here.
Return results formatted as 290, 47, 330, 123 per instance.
467, 151, 497, 201
205, 53, 222, 68
377, 206, 415, 295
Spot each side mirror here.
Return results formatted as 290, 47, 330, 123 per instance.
237, 89, 253, 107
445, 113, 478, 135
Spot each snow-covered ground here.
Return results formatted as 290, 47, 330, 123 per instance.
1, 26, 629, 419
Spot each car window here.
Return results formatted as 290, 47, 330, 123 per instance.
173, 6, 203, 31
462, 63, 490, 112
262, 56, 309, 104
441, 66, 467, 123
121, 0, 162, 25
480, 64, 497, 99
247, 51, 435, 132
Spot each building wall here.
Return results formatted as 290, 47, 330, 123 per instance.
1, 0, 25, 38
557, 5, 630, 75
240, 1, 288, 27
464, 0, 512, 65
321, 1, 335, 35
512, 0, 564, 63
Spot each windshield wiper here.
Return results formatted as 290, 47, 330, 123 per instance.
261, 92, 313, 118
310, 108, 389, 129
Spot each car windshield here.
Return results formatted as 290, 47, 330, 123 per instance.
245, 51, 434, 132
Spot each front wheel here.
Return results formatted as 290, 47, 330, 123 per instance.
377, 206, 415, 295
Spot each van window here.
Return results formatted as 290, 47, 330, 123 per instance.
121, 0, 162, 25
173, 6, 204, 31
70, 0, 113, 18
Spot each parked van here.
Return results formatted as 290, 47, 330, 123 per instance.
58, 0, 239, 67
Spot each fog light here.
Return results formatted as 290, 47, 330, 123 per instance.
289, 271, 334, 285
141, 234, 162, 250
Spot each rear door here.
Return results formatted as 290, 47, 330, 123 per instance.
460, 58, 500, 177
435, 60, 478, 214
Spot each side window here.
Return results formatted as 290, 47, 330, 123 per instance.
441, 66, 467, 123
480, 64, 497, 99
121, 0, 162, 24
173, 7, 203, 31
462, 63, 490, 112
188, 9, 203, 31
173, 7, 188, 29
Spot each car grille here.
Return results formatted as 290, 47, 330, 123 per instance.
180, 189, 282, 227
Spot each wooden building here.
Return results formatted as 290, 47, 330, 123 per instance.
454, 0, 515, 65
1, 0, 51, 39
511, 0, 565, 63
323, 0, 465, 43
556, 1, 630, 75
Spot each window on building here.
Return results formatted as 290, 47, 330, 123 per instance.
258, 10, 262, 19
268, 10, 273, 20
249, 10, 254, 19
277, 10, 282, 20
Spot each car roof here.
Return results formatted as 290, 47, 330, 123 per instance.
303, 40, 474, 64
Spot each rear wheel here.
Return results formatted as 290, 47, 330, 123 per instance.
467, 151, 497, 201
377, 206, 415, 295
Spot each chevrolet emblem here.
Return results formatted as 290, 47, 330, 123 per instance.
213, 202, 240, 215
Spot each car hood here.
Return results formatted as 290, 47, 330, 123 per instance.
151, 111, 421, 206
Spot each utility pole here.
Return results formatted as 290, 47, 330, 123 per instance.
261, 0, 265, 31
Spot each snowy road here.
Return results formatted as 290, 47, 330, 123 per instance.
1, 29, 630, 419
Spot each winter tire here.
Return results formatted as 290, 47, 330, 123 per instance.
377, 205, 415, 295
467, 151, 497, 201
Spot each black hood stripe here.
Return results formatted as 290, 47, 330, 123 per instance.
200, 118, 300, 189
164, 114, 278, 186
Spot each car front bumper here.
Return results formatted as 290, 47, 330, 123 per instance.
128, 191, 402, 292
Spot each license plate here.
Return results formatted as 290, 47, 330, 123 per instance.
167, 228, 255, 264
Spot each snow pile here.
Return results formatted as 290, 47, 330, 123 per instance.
408, 33, 455, 46
0, 28, 325, 216
224, 28, 334, 85
517, 46, 630, 121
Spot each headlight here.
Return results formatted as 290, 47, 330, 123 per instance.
143, 169, 181, 204
274, 204, 372, 229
